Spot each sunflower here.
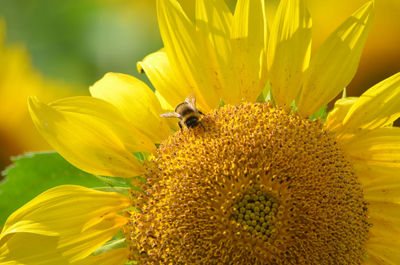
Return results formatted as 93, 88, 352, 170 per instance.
1, 0, 400, 264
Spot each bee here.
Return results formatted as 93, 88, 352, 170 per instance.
160, 96, 204, 130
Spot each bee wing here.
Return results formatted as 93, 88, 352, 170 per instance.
160, 112, 182, 119
185, 95, 197, 109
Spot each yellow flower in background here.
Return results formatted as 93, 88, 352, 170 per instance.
1, 0, 400, 264
0, 21, 79, 168
308, 0, 400, 96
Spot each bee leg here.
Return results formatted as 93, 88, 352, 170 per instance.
178, 122, 183, 130
199, 121, 206, 131
198, 110, 205, 115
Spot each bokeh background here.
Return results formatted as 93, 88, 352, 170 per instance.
0, 0, 399, 170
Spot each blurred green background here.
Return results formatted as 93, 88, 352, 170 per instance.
1, 0, 162, 87
0, 0, 399, 170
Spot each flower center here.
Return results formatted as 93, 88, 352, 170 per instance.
232, 185, 281, 241
124, 102, 370, 265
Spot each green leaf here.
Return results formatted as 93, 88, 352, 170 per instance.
0, 151, 105, 225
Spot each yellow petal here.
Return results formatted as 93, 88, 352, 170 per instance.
361, 163, 400, 205
342, 73, 400, 132
366, 245, 400, 265
369, 201, 400, 225
356, 163, 400, 191
365, 185, 400, 204
343, 127, 400, 168
73, 248, 128, 265
0, 185, 129, 264
90, 73, 171, 144
366, 217, 400, 264
367, 206, 400, 264
195, 0, 240, 104
325, 97, 357, 134
362, 256, 381, 265
267, 0, 312, 107
364, 252, 399, 265
157, 0, 217, 110
297, 1, 374, 117
154, 89, 173, 111
49, 97, 156, 153
29, 96, 154, 178
195, 0, 232, 66
231, 0, 268, 102
137, 50, 191, 110
177, 0, 195, 22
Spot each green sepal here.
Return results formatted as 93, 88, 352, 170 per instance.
342, 87, 347, 98
95, 175, 131, 187
218, 98, 225, 108
93, 186, 131, 197
310, 105, 328, 121
256, 81, 272, 103
134, 152, 150, 163
92, 238, 127, 256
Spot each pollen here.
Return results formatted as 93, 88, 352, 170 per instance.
124, 102, 370, 264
